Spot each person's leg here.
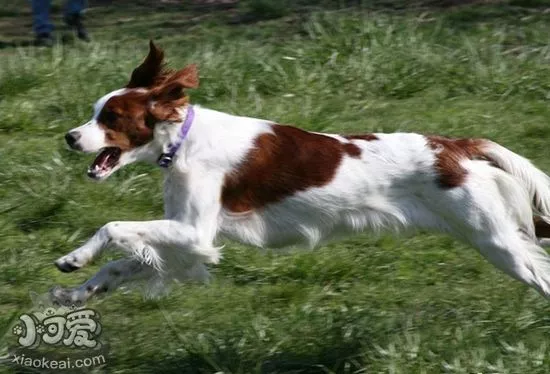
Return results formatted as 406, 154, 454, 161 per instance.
65, 0, 86, 16
65, 0, 90, 41
31, 0, 54, 43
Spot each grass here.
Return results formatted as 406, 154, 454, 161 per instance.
2, 1, 550, 373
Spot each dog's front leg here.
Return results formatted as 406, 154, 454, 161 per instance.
50, 259, 154, 305
54, 220, 219, 272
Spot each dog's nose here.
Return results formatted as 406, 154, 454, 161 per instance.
65, 131, 81, 149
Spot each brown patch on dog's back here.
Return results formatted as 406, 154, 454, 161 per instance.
344, 134, 379, 142
222, 125, 352, 213
342, 134, 378, 158
426, 136, 492, 188
343, 143, 362, 158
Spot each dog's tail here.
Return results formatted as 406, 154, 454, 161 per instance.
482, 141, 550, 221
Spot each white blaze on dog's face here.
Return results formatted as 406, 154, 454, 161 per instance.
64, 41, 199, 180
67, 88, 130, 153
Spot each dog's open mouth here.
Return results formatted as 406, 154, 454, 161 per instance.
87, 147, 122, 179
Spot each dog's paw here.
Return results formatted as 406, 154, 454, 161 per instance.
49, 286, 87, 307
54, 255, 85, 273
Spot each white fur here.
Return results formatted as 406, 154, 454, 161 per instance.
69, 120, 108, 153
54, 103, 550, 303
70, 89, 130, 153
482, 141, 550, 218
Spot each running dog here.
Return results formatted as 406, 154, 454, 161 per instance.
52, 41, 550, 303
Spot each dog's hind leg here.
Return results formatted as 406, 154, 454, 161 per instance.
50, 258, 211, 304
472, 231, 550, 297
446, 162, 550, 297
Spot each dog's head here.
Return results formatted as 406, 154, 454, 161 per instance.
65, 41, 199, 180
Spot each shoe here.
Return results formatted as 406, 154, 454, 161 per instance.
35, 33, 54, 47
65, 14, 90, 42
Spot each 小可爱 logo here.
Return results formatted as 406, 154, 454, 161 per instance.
13, 305, 101, 349
5, 292, 107, 371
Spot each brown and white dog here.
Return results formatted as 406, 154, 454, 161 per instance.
52, 41, 550, 303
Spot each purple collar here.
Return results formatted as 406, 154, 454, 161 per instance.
157, 105, 195, 168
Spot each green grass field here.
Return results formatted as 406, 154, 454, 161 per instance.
2, 1, 550, 373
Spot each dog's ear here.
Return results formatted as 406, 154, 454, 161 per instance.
157, 64, 199, 95
127, 40, 166, 88
148, 64, 199, 121
175, 64, 199, 90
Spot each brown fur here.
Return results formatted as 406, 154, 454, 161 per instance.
342, 134, 378, 158
98, 43, 199, 151
97, 91, 154, 150
426, 136, 491, 188
149, 65, 198, 121
344, 134, 379, 142
222, 125, 352, 213
127, 41, 173, 89
343, 143, 362, 158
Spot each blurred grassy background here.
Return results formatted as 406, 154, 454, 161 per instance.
2, 0, 550, 373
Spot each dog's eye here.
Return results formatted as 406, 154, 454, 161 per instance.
100, 110, 118, 126
105, 111, 118, 122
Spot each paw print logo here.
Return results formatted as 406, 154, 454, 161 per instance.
12, 324, 23, 336
45, 308, 56, 316
36, 324, 45, 335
